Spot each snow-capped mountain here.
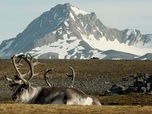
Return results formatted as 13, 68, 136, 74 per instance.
0, 3, 152, 59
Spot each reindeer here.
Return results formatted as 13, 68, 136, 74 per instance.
9, 54, 101, 105
4, 53, 38, 92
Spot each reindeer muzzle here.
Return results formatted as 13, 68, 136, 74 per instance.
12, 95, 17, 101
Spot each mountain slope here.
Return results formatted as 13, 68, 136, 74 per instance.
102, 50, 139, 60
137, 53, 152, 60
0, 3, 152, 59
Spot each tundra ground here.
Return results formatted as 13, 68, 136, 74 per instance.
1, 59, 152, 113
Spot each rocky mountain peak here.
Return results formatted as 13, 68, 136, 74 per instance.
0, 3, 152, 59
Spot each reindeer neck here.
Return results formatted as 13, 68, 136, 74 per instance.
25, 86, 42, 104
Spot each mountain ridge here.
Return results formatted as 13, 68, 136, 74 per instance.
0, 3, 152, 59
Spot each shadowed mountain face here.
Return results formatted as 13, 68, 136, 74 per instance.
0, 3, 152, 59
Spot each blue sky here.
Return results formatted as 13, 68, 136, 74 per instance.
0, 0, 152, 43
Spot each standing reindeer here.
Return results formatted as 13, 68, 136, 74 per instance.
7, 54, 101, 105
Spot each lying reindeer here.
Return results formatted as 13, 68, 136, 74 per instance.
7, 54, 101, 105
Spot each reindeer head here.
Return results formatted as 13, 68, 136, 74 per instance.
7, 54, 38, 102
12, 83, 31, 102
5, 75, 23, 92
4, 55, 26, 92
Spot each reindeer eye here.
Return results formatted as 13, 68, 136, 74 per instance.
20, 88, 24, 92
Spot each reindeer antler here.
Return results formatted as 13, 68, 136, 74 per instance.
44, 66, 75, 88
44, 69, 53, 87
11, 55, 27, 83
66, 66, 75, 88
11, 53, 39, 84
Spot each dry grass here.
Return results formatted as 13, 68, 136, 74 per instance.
98, 93, 152, 105
0, 104, 152, 114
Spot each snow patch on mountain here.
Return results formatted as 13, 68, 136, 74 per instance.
29, 35, 81, 59
71, 6, 90, 15
81, 34, 152, 56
